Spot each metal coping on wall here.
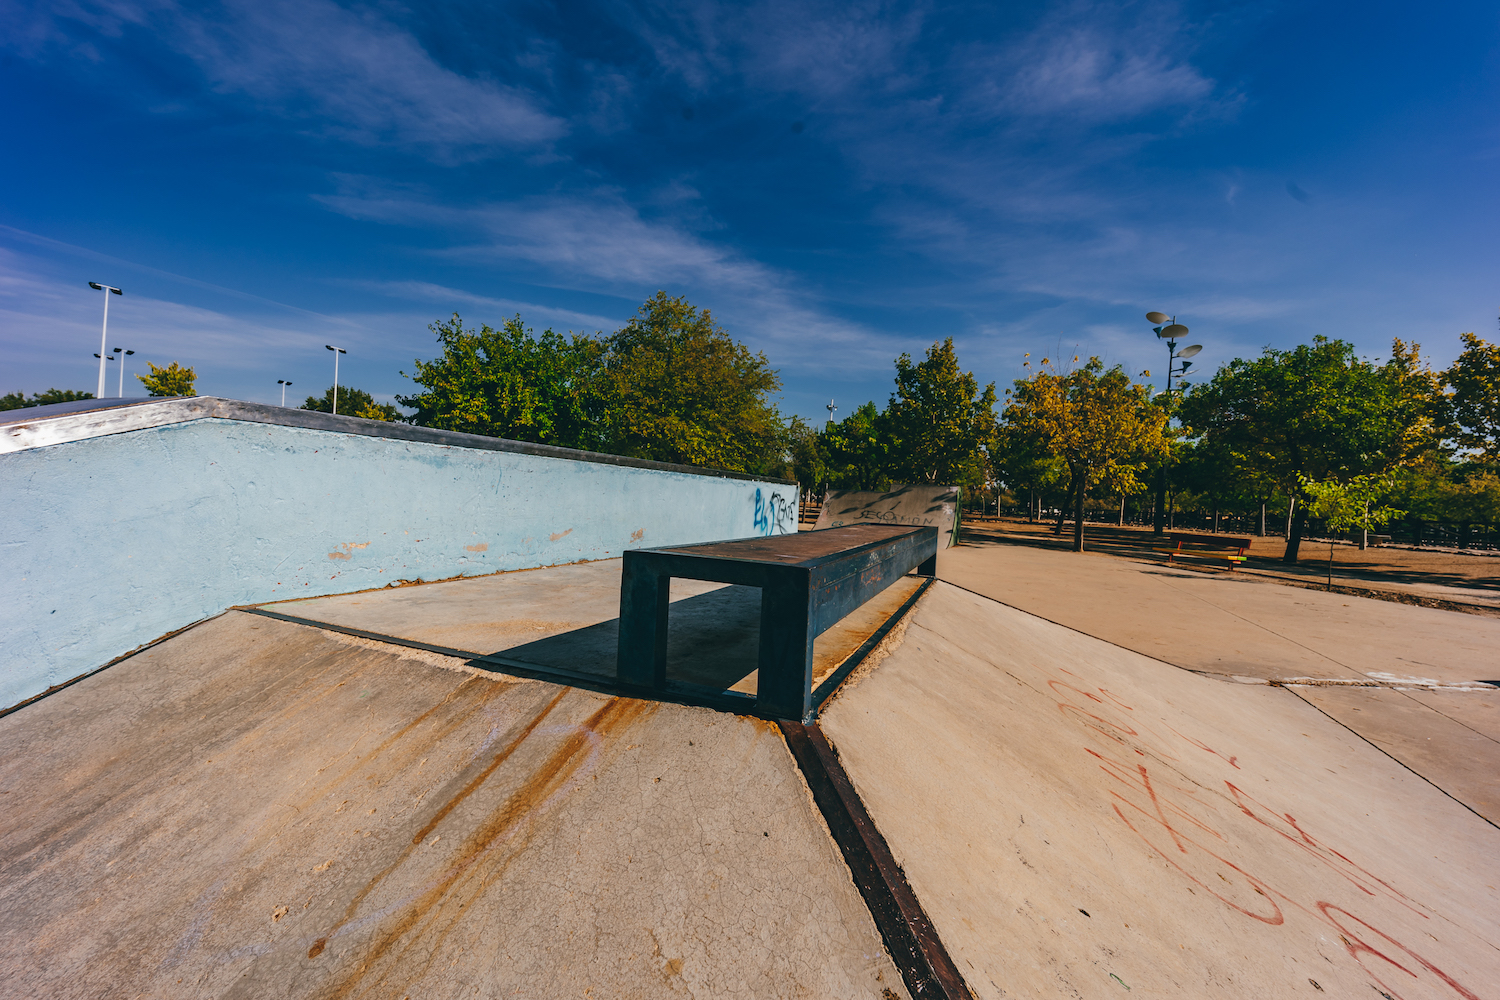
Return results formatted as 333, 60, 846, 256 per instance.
0, 396, 796, 484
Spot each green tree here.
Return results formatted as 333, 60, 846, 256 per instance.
784, 415, 827, 492
400, 314, 606, 447
883, 338, 998, 491
601, 292, 782, 471
1179, 337, 1438, 563
1445, 332, 1500, 459
820, 401, 892, 491
1298, 474, 1404, 588
136, 362, 196, 397
991, 407, 1068, 522
1003, 358, 1170, 551
1, 389, 95, 410
302, 385, 400, 421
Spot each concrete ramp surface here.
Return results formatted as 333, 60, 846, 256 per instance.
820, 582, 1499, 999
0, 613, 906, 999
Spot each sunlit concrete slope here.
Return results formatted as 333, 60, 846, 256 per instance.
821, 581, 1500, 999
0, 612, 906, 999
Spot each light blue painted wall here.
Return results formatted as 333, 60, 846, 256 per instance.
2, 414, 797, 709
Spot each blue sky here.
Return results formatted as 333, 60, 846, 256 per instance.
3, 0, 1498, 420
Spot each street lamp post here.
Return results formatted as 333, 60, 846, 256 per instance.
825, 399, 837, 427
88, 282, 123, 399
113, 348, 134, 397
278, 380, 293, 407
1145, 312, 1204, 535
325, 345, 347, 414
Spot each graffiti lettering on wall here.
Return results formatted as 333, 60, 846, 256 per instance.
1045, 666, 1483, 999
753, 489, 796, 536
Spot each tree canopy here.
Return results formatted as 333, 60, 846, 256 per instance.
400, 292, 789, 475
1178, 337, 1436, 561
601, 292, 783, 470
302, 386, 400, 421
399, 315, 604, 447
1003, 357, 1169, 550
1445, 332, 1500, 460
137, 362, 196, 397
1, 389, 94, 410
883, 338, 998, 487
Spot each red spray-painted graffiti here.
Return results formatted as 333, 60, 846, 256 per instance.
1046, 667, 1483, 1000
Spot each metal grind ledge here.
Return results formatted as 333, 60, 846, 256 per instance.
780, 720, 975, 1000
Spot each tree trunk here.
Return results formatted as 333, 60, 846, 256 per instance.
1028, 490, 1036, 524
1284, 503, 1307, 563
1119, 495, 1126, 526
1053, 480, 1070, 535
1212, 503, 1219, 533
1072, 474, 1086, 552
1259, 501, 1266, 537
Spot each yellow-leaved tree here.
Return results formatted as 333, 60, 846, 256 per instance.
136, 361, 197, 397
1004, 357, 1170, 552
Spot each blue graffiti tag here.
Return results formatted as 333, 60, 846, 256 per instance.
754, 488, 797, 535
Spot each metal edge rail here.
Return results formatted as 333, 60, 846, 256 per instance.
779, 719, 975, 1000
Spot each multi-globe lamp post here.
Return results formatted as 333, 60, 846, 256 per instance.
1145, 311, 1203, 534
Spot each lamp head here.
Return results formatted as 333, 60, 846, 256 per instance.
1178, 344, 1202, 359
125, 349, 134, 356
111, 286, 122, 295
1145, 311, 1170, 325
89, 282, 103, 290
1161, 323, 1189, 338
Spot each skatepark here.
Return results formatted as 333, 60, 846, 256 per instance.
3, 398, 1497, 999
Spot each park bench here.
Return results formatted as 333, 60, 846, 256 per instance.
617, 524, 939, 721
1155, 532, 1252, 569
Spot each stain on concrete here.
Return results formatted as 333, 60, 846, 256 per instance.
464, 543, 488, 552
631, 529, 644, 542
549, 528, 574, 542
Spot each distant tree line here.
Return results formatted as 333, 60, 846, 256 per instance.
1, 388, 95, 410
992, 331, 1500, 560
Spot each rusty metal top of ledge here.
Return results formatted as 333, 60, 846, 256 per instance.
0, 396, 794, 484
652, 524, 934, 567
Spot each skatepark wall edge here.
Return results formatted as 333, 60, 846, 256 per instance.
1, 397, 799, 710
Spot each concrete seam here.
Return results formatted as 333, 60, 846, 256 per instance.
0, 612, 227, 719
1282, 687, 1500, 833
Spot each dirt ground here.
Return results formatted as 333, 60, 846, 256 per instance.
959, 516, 1500, 610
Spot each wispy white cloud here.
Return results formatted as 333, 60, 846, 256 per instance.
363, 280, 621, 333
9, 0, 564, 158
317, 186, 905, 373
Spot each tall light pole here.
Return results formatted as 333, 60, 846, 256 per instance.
278, 379, 293, 407
325, 345, 346, 414
114, 348, 134, 397
1145, 312, 1203, 534
89, 283, 123, 398
825, 399, 837, 427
